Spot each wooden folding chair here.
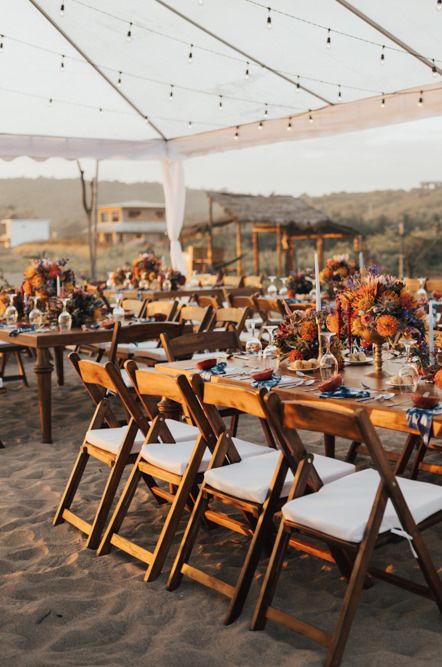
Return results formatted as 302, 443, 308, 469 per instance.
251, 399, 442, 667
222, 275, 244, 288
212, 306, 250, 338
53, 356, 150, 549
167, 386, 355, 624
160, 329, 240, 362
252, 296, 283, 331
109, 320, 184, 368
0, 341, 29, 387
97, 368, 264, 580
141, 299, 180, 321
178, 304, 214, 333
192, 294, 222, 310
224, 291, 256, 309
122, 297, 145, 318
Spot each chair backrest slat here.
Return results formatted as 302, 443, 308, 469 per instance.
203, 381, 268, 419
160, 329, 240, 361
143, 299, 180, 321
280, 399, 364, 442
179, 305, 214, 332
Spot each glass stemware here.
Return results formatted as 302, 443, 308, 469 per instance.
29, 299, 43, 329
4, 294, 18, 327
58, 298, 72, 331
267, 275, 277, 297
398, 339, 419, 391
319, 332, 338, 381
416, 277, 427, 303
262, 325, 279, 370
106, 272, 115, 288
112, 295, 125, 323
279, 277, 288, 297
245, 318, 262, 356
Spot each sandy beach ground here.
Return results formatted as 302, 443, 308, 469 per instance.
1, 353, 441, 667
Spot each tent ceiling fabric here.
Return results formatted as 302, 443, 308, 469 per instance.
0, 0, 441, 160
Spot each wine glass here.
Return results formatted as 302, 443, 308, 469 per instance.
244, 319, 262, 356
279, 277, 288, 297
29, 299, 43, 329
416, 277, 427, 303
106, 272, 115, 288
112, 295, 125, 323
267, 275, 277, 297
398, 339, 419, 391
4, 294, 18, 327
262, 325, 279, 370
319, 332, 338, 381
58, 298, 72, 331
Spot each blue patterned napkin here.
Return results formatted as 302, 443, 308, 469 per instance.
199, 361, 227, 381
252, 374, 281, 389
319, 385, 370, 399
406, 405, 442, 446
8, 326, 35, 337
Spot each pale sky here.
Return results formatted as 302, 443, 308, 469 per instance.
1, 116, 441, 196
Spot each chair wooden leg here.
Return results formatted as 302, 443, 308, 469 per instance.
324, 434, 335, 458
97, 465, 142, 555
0, 352, 7, 378
251, 519, 290, 630
410, 440, 427, 480
86, 454, 133, 550
345, 441, 361, 463
53, 450, 89, 525
167, 490, 210, 591
229, 413, 239, 437
395, 434, 420, 475
144, 462, 204, 582
15, 350, 29, 387
225, 497, 278, 624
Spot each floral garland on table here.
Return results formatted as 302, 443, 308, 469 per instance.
274, 307, 342, 362
131, 252, 162, 287
341, 267, 429, 368
320, 255, 358, 297
286, 271, 313, 298
22, 258, 75, 300
66, 288, 107, 327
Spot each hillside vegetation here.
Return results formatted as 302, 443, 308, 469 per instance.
0, 178, 440, 278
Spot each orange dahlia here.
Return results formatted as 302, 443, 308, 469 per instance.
300, 321, 318, 341
376, 314, 398, 338
288, 349, 304, 362
399, 289, 416, 309
351, 318, 365, 337
326, 313, 340, 334
380, 290, 399, 308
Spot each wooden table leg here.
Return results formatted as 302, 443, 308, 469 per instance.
395, 433, 421, 476
53, 346, 64, 386
157, 397, 182, 422
324, 434, 335, 458
34, 348, 53, 443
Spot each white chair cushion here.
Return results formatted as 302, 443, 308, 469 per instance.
140, 437, 268, 476
117, 341, 160, 353
86, 420, 200, 456
204, 451, 355, 505
282, 468, 442, 543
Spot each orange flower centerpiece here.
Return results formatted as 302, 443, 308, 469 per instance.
275, 306, 342, 362
341, 266, 429, 376
131, 252, 162, 288
320, 255, 358, 298
22, 258, 75, 301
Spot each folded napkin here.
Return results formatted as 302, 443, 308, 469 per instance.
199, 361, 227, 381
8, 326, 35, 337
319, 385, 370, 399
406, 405, 442, 446
252, 374, 281, 389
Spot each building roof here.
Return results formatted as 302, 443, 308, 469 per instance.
98, 200, 165, 209
207, 191, 357, 237
97, 221, 166, 234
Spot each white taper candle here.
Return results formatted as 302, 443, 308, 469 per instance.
314, 252, 321, 311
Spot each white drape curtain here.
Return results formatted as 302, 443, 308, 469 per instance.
161, 158, 187, 274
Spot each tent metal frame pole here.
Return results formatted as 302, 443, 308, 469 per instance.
154, 0, 333, 106
336, 0, 442, 76
27, 0, 168, 140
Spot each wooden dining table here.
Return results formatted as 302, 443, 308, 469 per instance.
0, 326, 116, 443
156, 355, 442, 476
103, 285, 258, 301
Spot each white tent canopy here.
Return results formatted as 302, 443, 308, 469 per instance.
1, 0, 441, 268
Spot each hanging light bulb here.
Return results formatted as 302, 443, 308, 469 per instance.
380, 45, 385, 65
245, 61, 250, 79
266, 7, 272, 30
60, 54, 65, 71
287, 117, 292, 131
60, 3, 65, 16
188, 120, 193, 128
338, 85, 342, 100
264, 103, 269, 117
258, 120, 264, 130
0, 35, 3, 50
326, 28, 331, 48
117, 71, 122, 87
169, 84, 174, 100
432, 59, 438, 76
418, 91, 424, 106
144, 116, 149, 124
381, 94, 385, 108
188, 44, 193, 63
296, 75, 300, 92
437, 0, 442, 10
218, 95, 223, 110
48, 97, 53, 106
234, 126, 239, 140
308, 110, 313, 123
126, 22, 133, 42
99, 107, 103, 113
